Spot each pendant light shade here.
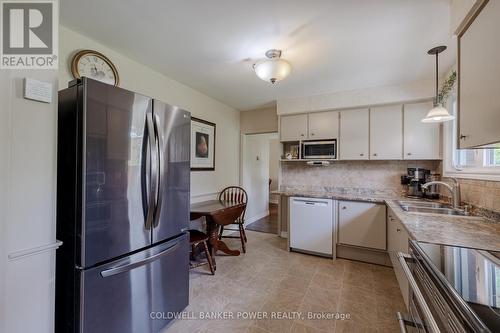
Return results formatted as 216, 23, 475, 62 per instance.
421, 104, 455, 123
253, 49, 292, 84
422, 46, 455, 123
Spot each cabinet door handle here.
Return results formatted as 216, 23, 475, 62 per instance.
373, 153, 377, 156
359, 153, 364, 156
311, 133, 315, 136
460, 134, 467, 140
407, 153, 412, 156
397, 228, 401, 232
300, 134, 305, 137
342, 206, 347, 210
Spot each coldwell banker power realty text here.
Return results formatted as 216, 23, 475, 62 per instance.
1, 0, 58, 69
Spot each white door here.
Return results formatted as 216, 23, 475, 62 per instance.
308, 111, 339, 140
242, 133, 273, 223
280, 114, 308, 141
403, 102, 441, 160
370, 105, 403, 159
340, 109, 369, 160
338, 201, 386, 250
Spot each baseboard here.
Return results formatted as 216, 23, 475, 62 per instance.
280, 231, 288, 238
336, 244, 391, 266
245, 210, 269, 225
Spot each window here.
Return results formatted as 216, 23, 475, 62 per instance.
444, 95, 500, 180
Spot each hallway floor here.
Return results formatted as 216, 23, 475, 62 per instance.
246, 203, 278, 234
163, 231, 404, 333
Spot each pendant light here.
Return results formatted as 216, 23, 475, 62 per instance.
422, 46, 455, 123
253, 49, 292, 84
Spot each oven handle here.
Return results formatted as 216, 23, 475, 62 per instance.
397, 312, 425, 333
397, 252, 441, 333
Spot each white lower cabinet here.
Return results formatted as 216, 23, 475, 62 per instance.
337, 201, 386, 250
387, 208, 410, 308
289, 197, 335, 256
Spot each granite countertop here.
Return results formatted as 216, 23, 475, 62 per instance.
273, 188, 500, 252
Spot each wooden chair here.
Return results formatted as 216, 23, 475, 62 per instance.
188, 229, 214, 275
218, 186, 248, 253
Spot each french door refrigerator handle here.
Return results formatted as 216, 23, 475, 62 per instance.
152, 114, 164, 228
100, 242, 180, 278
397, 252, 441, 333
145, 113, 158, 230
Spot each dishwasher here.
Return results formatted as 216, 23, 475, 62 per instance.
289, 197, 335, 257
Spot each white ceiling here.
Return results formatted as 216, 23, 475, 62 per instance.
61, 0, 454, 111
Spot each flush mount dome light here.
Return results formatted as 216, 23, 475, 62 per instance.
422, 45, 455, 123
253, 49, 292, 84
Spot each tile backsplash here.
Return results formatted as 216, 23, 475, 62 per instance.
280, 160, 440, 192
441, 177, 500, 214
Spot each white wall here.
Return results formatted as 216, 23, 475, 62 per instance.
277, 79, 435, 115
242, 133, 275, 223
0, 69, 59, 333
450, 0, 477, 34
58, 26, 241, 202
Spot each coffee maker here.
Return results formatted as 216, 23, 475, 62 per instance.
401, 168, 430, 197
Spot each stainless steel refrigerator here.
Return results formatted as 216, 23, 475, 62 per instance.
56, 78, 190, 333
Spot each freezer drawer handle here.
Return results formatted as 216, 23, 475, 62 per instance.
100, 242, 179, 278
397, 252, 441, 333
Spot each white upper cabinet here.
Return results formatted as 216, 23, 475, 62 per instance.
340, 108, 369, 160
458, 0, 500, 148
280, 114, 308, 141
403, 102, 440, 160
308, 111, 339, 140
370, 105, 403, 160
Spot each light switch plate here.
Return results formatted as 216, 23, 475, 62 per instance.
23, 78, 52, 103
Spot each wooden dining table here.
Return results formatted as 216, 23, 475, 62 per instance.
190, 200, 246, 269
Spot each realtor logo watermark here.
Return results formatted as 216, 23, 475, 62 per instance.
1, 1, 58, 69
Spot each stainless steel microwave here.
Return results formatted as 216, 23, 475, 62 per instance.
302, 140, 336, 159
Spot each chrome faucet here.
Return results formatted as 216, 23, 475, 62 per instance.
422, 178, 461, 209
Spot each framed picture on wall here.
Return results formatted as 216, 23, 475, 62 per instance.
191, 117, 216, 171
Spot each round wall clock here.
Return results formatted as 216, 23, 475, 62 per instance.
71, 50, 120, 86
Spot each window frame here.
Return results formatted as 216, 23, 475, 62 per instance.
443, 94, 500, 181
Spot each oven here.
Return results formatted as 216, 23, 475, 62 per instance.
302, 140, 336, 159
395, 241, 494, 333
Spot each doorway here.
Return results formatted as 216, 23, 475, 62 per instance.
241, 132, 279, 234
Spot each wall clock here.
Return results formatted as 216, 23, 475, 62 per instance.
71, 50, 120, 86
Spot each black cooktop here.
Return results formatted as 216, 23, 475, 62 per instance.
414, 241, 500, 332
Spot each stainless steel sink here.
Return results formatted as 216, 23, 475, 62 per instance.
399, 205, 467, 216
397, 200, 451, 209
397, 200, 468, 216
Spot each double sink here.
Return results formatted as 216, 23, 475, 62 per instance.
397, 200, 468, 216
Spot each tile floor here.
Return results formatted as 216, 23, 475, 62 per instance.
162, 231, 405, 333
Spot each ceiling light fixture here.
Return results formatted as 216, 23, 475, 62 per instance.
422, 45, 455, 123
253, 49, 292, 84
